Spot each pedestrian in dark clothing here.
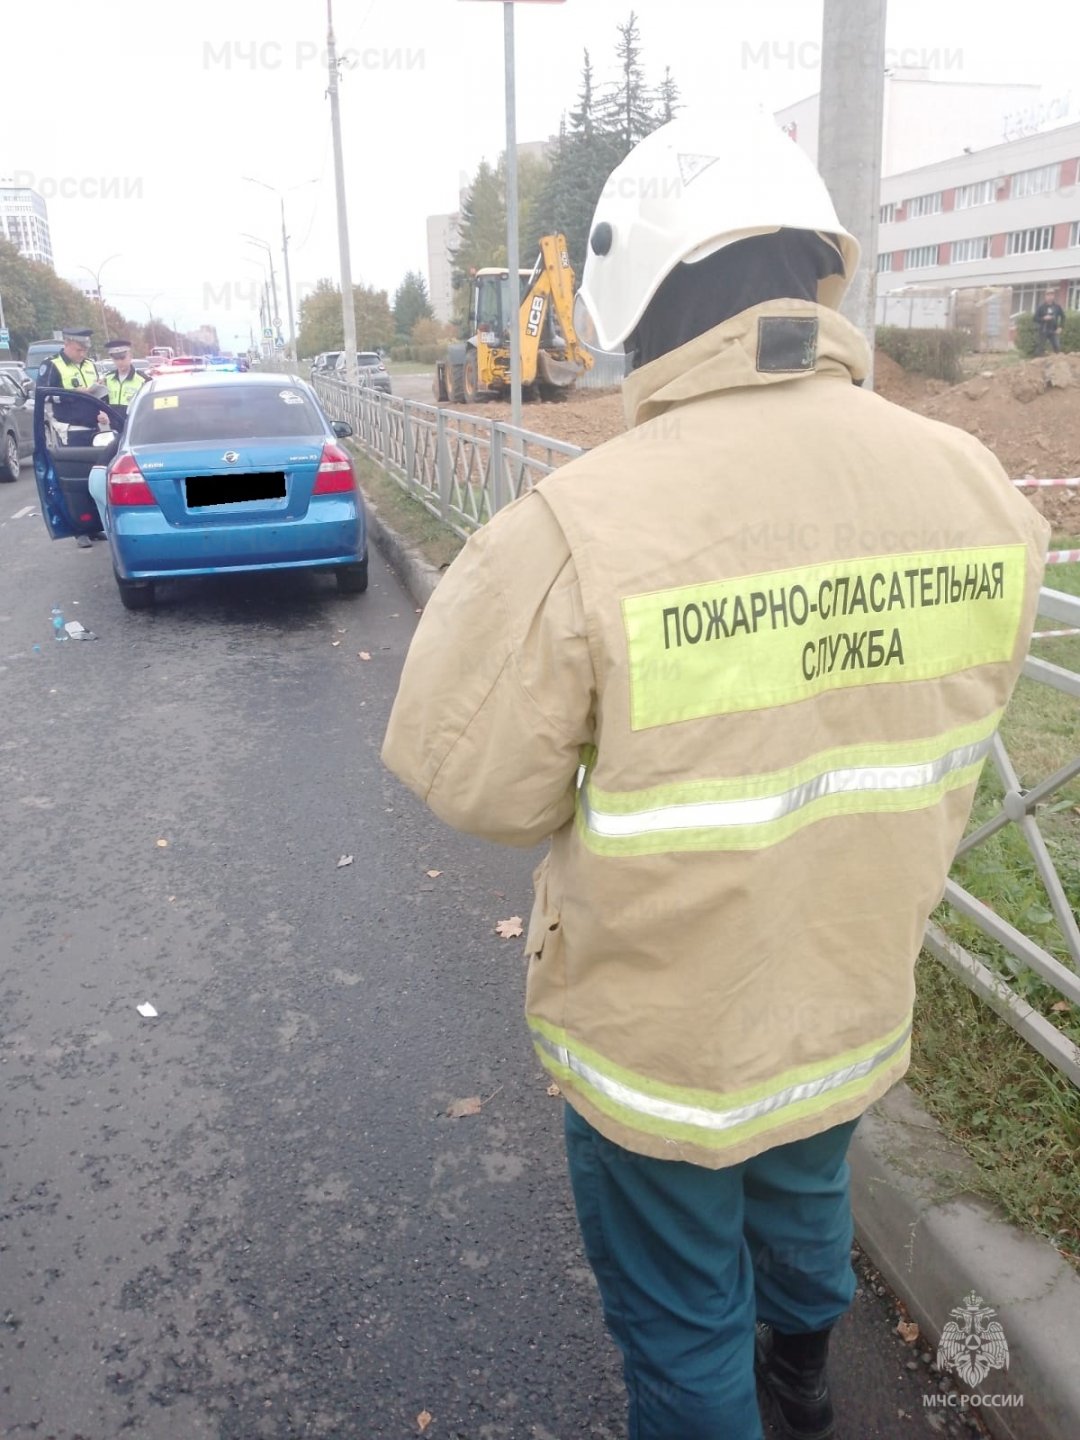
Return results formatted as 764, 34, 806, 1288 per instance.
1034, 289, 1065, 354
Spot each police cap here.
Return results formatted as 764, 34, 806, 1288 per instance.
106, 338, 133, 353
62, 327, 93, 341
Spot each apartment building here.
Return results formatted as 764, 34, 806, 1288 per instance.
876, 120, 1080, 315
0, 183, 53, 266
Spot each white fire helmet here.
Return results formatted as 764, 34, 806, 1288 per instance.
573, 104, 860, 355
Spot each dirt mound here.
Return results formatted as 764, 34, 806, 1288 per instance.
443, 353, 1080, 535
913, 354, 1080, 533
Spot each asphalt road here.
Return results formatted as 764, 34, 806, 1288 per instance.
1, 466, 982, 1439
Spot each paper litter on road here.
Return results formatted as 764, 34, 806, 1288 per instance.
64, 621, 97, 640
10, 505, 36, 520
337, 854, 354, 868
136, 1002, 158, 1018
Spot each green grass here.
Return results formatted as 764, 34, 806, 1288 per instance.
908, 553, 1080, 1264
347, 446, 464, 572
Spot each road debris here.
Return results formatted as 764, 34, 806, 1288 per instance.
416, 1412, 432, 1435
495, 916, 524, 939
425, 870, 442, 878
358, 651, 371, 660
337, 854, 354, 868
136, 1002, 158, 1018
446, 1085, 502, 1119
156, 839, 169, 848
64, 621, 97, 640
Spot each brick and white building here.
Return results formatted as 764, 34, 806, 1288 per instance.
875, 120, 1080, 317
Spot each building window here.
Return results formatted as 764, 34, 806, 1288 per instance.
1011, 163, 1060, 198
905, 245, 939, 269
1012, 283, 1055, 314
955, 179, 995, 209
877, 252, 893, 272
906, 192, 943, 218
1068, 279, 1080, 310
1069, 220, 1080, 247
879, 202, 896, 224
950, 236, 990, 263
1006, 226, 1054, 255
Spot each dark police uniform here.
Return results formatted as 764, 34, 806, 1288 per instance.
38, 328, 100, 425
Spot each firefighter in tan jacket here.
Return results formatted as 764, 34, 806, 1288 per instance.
382, 107, 1048, 1440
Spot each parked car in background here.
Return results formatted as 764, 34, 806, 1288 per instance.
333, 351, 392, 394
310, 351, 343, 381
150, 355, 208, 377
0, 360, 27, 387
0, 369, 33, 481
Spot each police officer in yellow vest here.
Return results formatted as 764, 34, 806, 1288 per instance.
98, 338, 146, 428
38, 327, 99, 423
381, 105, 1048, 1440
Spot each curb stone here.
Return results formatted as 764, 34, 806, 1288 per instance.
850, 1083, 1080, 1440
352, 457, 1080, 1440
356, 476, 444, 609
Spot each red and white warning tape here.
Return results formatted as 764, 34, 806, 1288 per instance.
1013, 476, 1080, 488
1032, 628, 1080, 640
1046, 549, 1080, 565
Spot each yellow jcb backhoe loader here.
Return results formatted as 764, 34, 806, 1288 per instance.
434, 233, 593, 405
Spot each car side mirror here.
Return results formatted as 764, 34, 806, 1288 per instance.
21, 379, 33, 397
331, 420, 353, 439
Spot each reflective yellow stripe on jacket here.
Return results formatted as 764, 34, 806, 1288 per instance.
52, 354, 97, 390
529, 1013, 913, 1152
576, 709, 1003, 856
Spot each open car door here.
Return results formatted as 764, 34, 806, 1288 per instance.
33, 386, 126, 538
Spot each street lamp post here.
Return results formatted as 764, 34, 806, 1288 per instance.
78, 253, 121, 344
327, 0, 359, 390
242, 234, 281, 345
243, 177, 318, 364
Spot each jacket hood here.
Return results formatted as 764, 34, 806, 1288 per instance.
622, 298, 871, 430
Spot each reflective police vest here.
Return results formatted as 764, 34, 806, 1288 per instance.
106, 370, 146, 408
50, 353, 98, 390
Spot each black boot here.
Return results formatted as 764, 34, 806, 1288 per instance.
755, 1323, 835, 1440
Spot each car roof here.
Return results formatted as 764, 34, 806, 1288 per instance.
147, 370, 314, 393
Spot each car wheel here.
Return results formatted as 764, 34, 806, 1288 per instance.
116, 574, 155, 610
1, 431, 19, 482
336, 558, 368, 594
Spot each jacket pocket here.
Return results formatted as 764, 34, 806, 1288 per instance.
525, 853, 561, 959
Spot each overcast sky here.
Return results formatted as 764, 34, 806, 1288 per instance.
8, 0, 1080, 350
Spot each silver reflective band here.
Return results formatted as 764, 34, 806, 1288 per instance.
532, 1023, 912, 1134
581, 736, 993, 838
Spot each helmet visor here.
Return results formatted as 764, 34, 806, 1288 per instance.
573, 291, 626, 365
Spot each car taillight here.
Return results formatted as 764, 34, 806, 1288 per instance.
108, 453, 156, 507
313, 442, 356, 494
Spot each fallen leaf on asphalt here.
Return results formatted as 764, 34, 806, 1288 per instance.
331, 640, 341, 647
495, 917, 524, 939
416, 1411, 432, 1434
546, 1082, 561, 1097
447, 1097, 483, 1118
337, 855, 354, 868
895, 1320, 919, 1344
358, 651, 371, 660
1051, 1000, 1071, 1013
168, 895, 176, 903
425, 870, 442, 878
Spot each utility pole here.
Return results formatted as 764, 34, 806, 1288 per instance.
279, 197, 298, 363
817, 0, 886, 390
503, 2, 522, 430
327, 0, 358, 390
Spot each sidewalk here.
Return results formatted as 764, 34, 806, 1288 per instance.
360, 480, 1080, 1440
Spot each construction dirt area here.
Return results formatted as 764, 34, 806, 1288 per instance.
442, 351, 1080, 535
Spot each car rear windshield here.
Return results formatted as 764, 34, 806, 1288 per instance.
127, 384, 323, 445
357, 353, 382, 367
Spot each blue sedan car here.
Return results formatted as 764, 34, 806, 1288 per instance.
34, 372, 367, 610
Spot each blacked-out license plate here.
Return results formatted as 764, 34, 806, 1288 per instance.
185, 473, 287, 507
